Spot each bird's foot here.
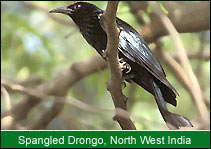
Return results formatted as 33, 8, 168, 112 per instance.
119, 58, 131, 74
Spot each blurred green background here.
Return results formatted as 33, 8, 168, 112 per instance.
1, 1, 210, 130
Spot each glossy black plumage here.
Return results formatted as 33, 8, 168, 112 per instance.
49, 2, 192, 128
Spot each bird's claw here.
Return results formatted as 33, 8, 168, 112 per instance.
98, 13, 103, 20
119, 58, 131, 74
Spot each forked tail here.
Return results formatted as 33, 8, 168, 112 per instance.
150, 79, 193, 129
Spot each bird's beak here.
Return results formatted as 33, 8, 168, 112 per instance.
49, 6, 73, 15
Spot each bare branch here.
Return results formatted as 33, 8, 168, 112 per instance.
151, 2, 209, 127
2, 55, 107, 129
2, 79, 163, 129
102, 1, 136, 130
1, 86, 11, 111
172, 50, 210, 62
140, 2, 210, 43
127, 1, 148, 25
28, 97, 65, 130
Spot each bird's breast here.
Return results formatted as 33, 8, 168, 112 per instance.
79, 20, 107, 55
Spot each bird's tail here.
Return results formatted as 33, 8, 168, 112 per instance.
150, 79, 193, 129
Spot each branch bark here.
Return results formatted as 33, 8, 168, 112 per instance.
102, 1, 136, 130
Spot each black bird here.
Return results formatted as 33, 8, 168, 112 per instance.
49, 2, 193, 129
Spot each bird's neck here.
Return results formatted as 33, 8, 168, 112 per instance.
70, 13, 99, 30
69, 13, 107, 56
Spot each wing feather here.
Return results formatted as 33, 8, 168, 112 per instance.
99, 16, 177, 95
117, 22, 177, 93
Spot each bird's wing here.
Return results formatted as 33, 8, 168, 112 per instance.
118, 29, 170, 88
117, 18, 178, 92
99, 16, 177, 94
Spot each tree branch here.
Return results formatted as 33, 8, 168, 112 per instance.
2, 78, 168, 129
171, 50, 210, 62
139, 1, 210, 43
102, 1, 136, 130
151, 2, 209, 127
2, 55, 107, 129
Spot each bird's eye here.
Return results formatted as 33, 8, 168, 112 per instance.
74, 4, 81, 9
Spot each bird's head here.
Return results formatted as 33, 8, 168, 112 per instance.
49, 2, 101, 19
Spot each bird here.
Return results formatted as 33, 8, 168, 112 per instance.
49, 2, 193, 129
